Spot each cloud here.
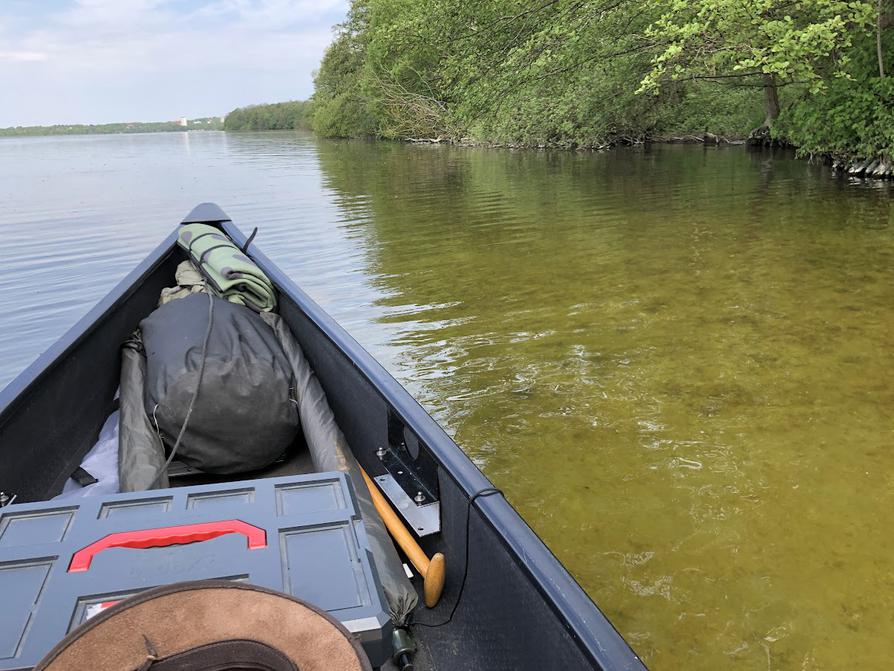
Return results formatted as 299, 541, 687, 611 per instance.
0, 0, 348, 126
0, 51, 49, 62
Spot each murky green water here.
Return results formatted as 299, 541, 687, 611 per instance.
2, 133, 893, 669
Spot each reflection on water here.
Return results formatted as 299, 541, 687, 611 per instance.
1, 132, 893, 669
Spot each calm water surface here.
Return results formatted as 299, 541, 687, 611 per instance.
1, 132, 893, 669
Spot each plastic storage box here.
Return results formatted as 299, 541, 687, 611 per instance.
0, 472, 391, 670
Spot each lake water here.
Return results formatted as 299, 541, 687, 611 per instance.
1, 131, 893, 669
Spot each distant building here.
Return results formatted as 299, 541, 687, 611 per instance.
178, 117, 187, 127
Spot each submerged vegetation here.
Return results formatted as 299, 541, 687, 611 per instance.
223, 101, 312, 131
309, 0, 894, 163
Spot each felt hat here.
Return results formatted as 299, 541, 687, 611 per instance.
36, 580, 371, 671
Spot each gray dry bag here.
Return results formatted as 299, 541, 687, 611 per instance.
140, 293, 299, 474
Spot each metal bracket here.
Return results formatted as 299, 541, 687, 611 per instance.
374, 472, 441, 537
371, 410, 441, 536
376, 445, 437, 503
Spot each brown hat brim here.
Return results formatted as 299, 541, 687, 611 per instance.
36, 580, 372, 671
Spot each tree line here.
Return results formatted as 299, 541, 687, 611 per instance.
223, 101, 312, 131
307, 0, 893, 161
0, 118, 222, 137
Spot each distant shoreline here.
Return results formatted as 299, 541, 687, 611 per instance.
0, 116, 223, 137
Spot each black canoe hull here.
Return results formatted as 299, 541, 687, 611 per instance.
0, 204, 645, 671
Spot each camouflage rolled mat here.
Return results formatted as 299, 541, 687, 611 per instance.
178, 223, 276, 312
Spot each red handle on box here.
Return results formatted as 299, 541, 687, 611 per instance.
68, 519, 267, 572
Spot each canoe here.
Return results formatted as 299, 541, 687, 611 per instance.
0, 203, 645, 671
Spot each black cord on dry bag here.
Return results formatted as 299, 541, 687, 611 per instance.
413, 487, 503, 629
150, 290, 215, 488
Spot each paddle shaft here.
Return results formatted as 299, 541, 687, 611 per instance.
360, 467, 445, 607
361, 468, 430, 573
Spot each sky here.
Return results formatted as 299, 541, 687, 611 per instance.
0, 0, 349, 126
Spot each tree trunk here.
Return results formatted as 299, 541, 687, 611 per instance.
878, 0, 887, 78
882, 0, 894, 28
762, 73, 781, 127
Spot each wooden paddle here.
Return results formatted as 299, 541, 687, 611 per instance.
360, 467, 446, 608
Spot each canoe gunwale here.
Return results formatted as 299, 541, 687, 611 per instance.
0, 232, 180, 499
220, 219, 645, 671
0, 231, 178, 423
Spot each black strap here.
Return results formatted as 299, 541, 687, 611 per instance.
142, 639, 298, 671
71, 467, 98, 487
185, 231, 219, 256
241, 227, 259, 254
197, 243, 233, 268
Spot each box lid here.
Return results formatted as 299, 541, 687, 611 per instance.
0, 473, 391, 670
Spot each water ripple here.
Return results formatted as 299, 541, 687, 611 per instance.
2, 135, 893, 670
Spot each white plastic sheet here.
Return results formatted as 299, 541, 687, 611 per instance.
53, 411, 120, 500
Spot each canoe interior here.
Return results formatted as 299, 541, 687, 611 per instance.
0, 212, 645, 671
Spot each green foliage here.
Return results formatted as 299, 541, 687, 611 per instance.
651, 83, 766, 137
223, 101, 312, 131
641, 0, 875, 96
309, 0, 893, 160
310, 14, 377, 138
776, 30, 894, 159
0, 118, 222, 136
308, 0, 766, 144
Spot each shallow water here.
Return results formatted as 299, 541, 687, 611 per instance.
1, 132, 892, 669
